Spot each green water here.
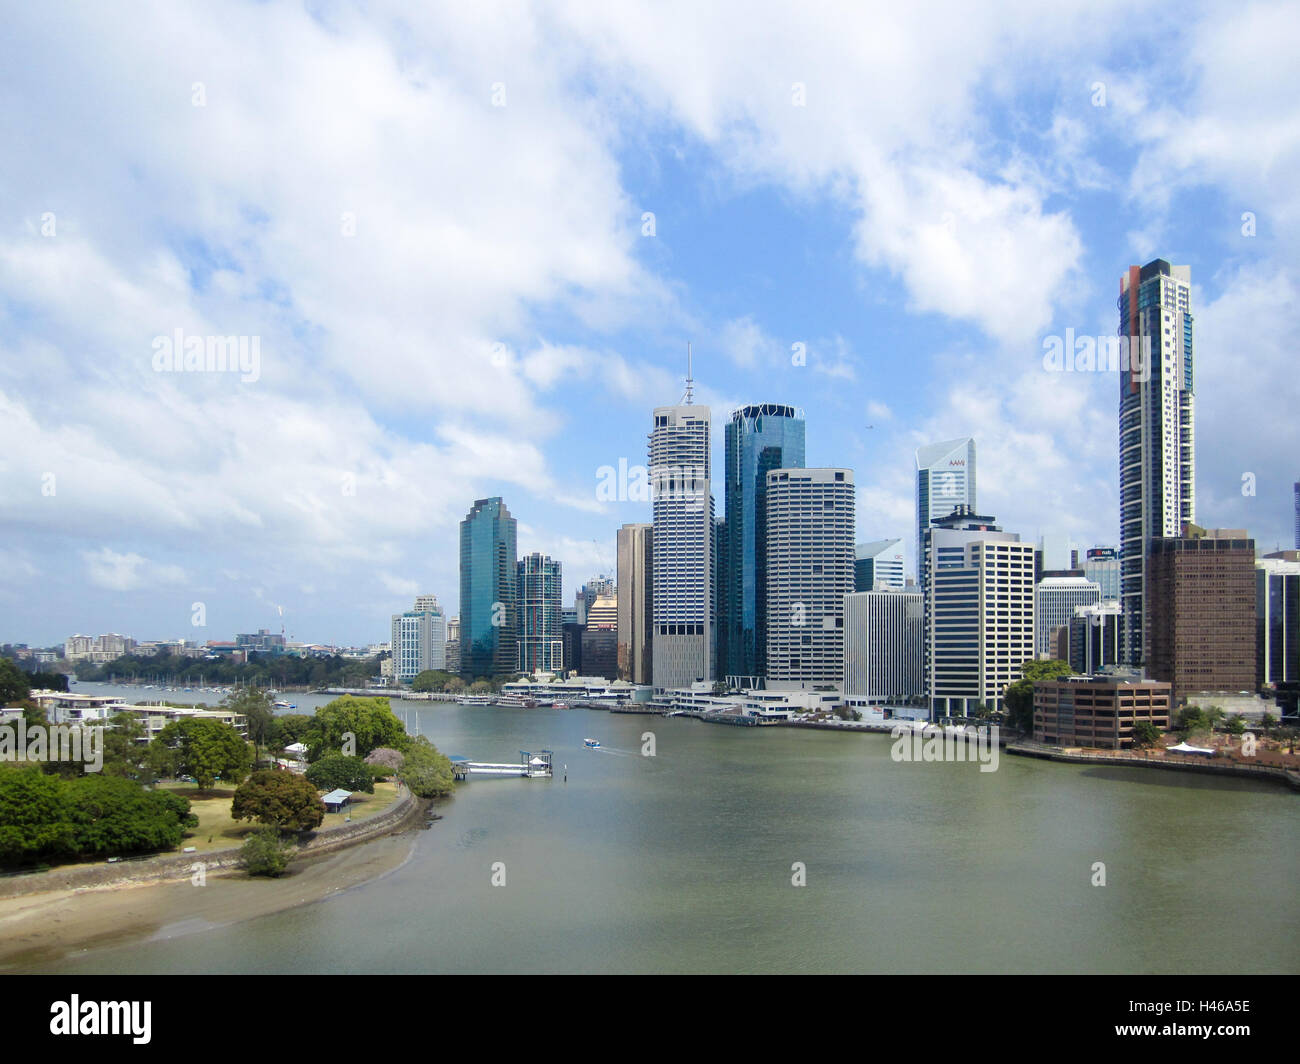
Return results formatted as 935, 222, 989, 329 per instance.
28, 705, 1300, 973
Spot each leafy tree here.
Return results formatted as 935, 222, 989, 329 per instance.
221, 688, 275, 749
411, 670, 456, 692
397, 735, 455, 798
0, 765, 74, 866
305, 696, 409, 760
1177, 705, 1208, 732
147, 717, 252, 789
1130, 720, 1162, 749
1002, 659, 1072, 734
232, 770, 326, 832
64, 774, 196, 856
1224, 715, 1247, 736
272, 713, 315, 747
468, 680, 493, 694
241, 827, 292, 877
444, 676, 467, 694
1261, 712, 1278, 731
0, 658, 31, 705
364, 747, 405, 772
305, 753, 375, 794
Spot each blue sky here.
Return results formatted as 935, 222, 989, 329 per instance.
1, 0, 1297, 647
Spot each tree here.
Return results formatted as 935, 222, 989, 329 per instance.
1130, 720, 1162, 750
1261, 712, 1278, 732
1177, 705, 1208, 733
0, 658, 31, 705
1002, 659, 1072, 735
468, 680, 493, 694
397, 735, 455, 798
306, 696, 409, 760
411, 670, 455, 692
444, 676, 467, 694
64, 774, 196, 856
147, 717, 252, 789
241, 827, 292, 877
365, 747, 405, 772
1224, 715, 1247, 736
305, 753, 375, 794
272, 713, 315, 747
232, 770, 326, 832
0, 765, 74, 867
94, 713, 150, 779
221, 688, 275, 749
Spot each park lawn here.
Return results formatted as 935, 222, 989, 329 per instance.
318, 780, 400, 827
159, 782, 260, 853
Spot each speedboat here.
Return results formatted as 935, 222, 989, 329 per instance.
583, 738, 600, 748
274, 700, 296, 709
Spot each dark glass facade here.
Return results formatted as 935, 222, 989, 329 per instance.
459, 497, 518, 680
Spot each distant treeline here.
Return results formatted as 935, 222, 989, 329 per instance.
74, 652, 380, 689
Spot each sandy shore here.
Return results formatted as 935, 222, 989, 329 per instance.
0, 831, 418, 972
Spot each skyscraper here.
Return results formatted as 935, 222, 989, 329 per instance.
616, 523, 653, 684
763, 468, 855, 684
843, 589, 923, 702
721, 403, 806, 680
1034, 576, 1100, 658
459, 496, 518, 680
581, 594, 619, 680
916, 438, 976, 582
391, 595, 446, 681
1257, 551, 1300, 688
650, 354, 715, 690
1083, 547, 1121, 602
855, 538, 906, 591
1119, 258, 1195, 665
517, 552, 563, 674
1294, 482, 1299, 550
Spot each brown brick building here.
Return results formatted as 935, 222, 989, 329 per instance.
1034, 675, 1171, 749
1146, 526, 1256, 704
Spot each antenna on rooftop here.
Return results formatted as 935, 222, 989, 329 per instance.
681, 341, 695, 404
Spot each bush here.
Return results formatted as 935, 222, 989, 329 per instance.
241, 828, 292, 877
232, 770, 325, 832
397, 735, 455, 798
305, 753, 375, 794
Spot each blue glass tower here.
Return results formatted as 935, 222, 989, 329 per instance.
722, 404, 805, 680
459, 497, 518, 680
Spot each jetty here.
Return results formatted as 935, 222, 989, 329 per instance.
449, 750, 553, 781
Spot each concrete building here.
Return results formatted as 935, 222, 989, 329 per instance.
581, 593, 619, 680
1068, 601, 1122, 675
763, 468, 855, 685
1033, 674, 1170, 750
650, 375, 715, 690
1146, 525, 1255, 703
517, 553, 563, 674
235, 629, 286, 653
855, 538, 906, 592
923, 507, 1035, 717
390, 596, 446, 682
1119, 259, 1196, 665
1034, 576, 1101, 658
916, 438, 976, 583
843, 589, 923, 703
616, 523, 653, 684
1257, 551, 1300, 688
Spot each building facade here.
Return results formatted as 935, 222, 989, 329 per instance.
721, 404, 806, 680
1257, 552, 1300, 688
581, 594, 619, 680
459, 497, 518, 680
843, 589, 923, 702
1146, 526, 1255, 703
1083, 547, 1121, 602
650, 400, 715, 689
915, 438, 976, 583
1119, 259, 1196, 665
517, 553, 563, 674
1034, 576, 1101, 659
616, 523, 653, 684
1033, 675, 1171, 750
390, 596, 447, 682
763, 468, 855, 685
1068, 601, 1122, 675
855, 538, 906, 592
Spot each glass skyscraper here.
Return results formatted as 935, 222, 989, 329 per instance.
517, 552, 563, 674
721, 404, 805, 680
459, 496, 518, 680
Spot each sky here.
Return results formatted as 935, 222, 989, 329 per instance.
1, 0, 1297, 648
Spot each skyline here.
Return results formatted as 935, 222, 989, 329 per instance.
3, 2, 1299, 647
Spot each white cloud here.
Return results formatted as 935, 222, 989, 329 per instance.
81, 549, 186, 592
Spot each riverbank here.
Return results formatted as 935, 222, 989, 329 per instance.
1007, 740, 1300, 790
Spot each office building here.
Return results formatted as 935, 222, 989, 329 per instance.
721, 404, 806, 680
1146, 525, 1255, 703
843, 589, 923, 702
1083, 547, 1121, 602
1034, 576, 1101, 658
764, 468, 855, 684
459, 497, 518, 680
650, 374, 715, 689
1257, 551, 1300, 688
517, 553, 563, 674
1068, 601, 1122, 675
391, 596, 446, 682
1119, 259, 1196, 665
855, 538, 906, 592
581, 594, 619, 680
916, 438, 976, 582
923, 507, 1035, 717
1034, 675, 1170, 750
617, 523, 653, 684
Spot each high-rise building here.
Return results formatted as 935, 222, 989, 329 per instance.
1083, 547, 1121, 602
855, 538, 906, 592
650, 376, 715, 690
764, 468, 855, 684
391, 595, 446, 682
916, 438, 976, 582
459, 497, 518, 680
1294, 483, 1299, 550
721, 404, 806, 681
1068, 601, 1122, 675
575, 576, 614, 627
616, 523, 653, 684
1256, 551, 1300, 688
517, 553, 563, 674
581, 594, 619, 680
444, 615, 460, 675
923, 507, 1034, 717
1146, 525, 1254, 703
1119, 258, 1195, 665
1034, 576, 1101, 658
843, 589, 923, 702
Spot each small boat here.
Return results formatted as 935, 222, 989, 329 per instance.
553, 701, 569, 710
273, 700, 296, 709
583, 738, 600, 748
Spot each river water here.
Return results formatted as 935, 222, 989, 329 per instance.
37, 685, 1300, 973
